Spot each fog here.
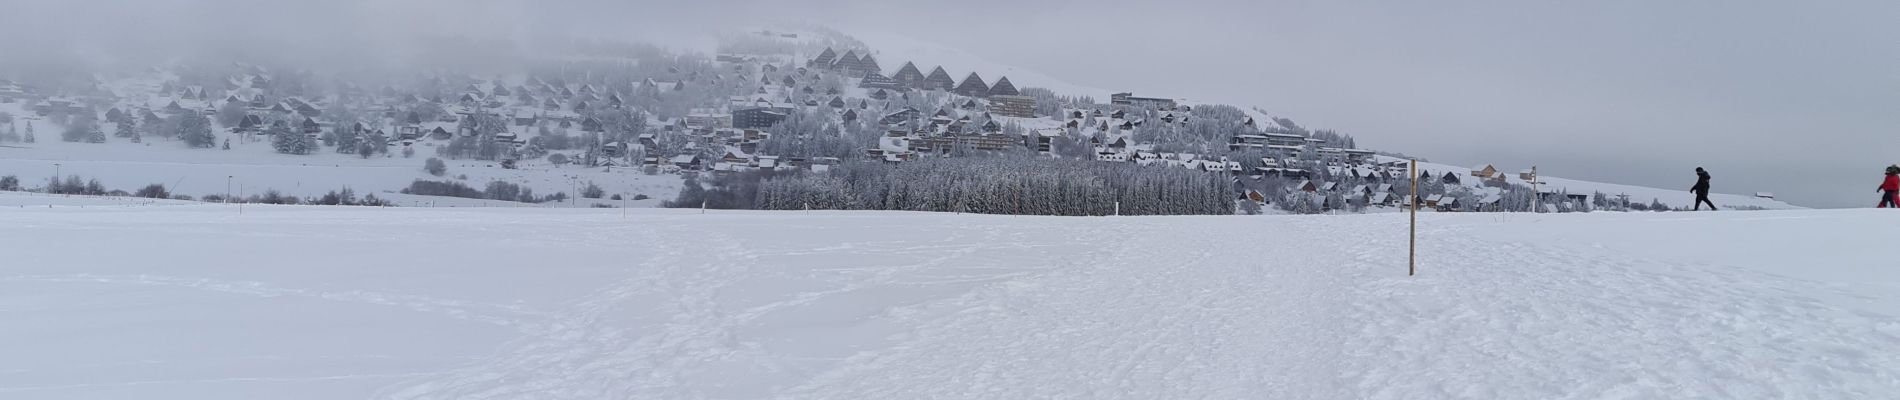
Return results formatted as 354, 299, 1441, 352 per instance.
5, 0, 1893, 207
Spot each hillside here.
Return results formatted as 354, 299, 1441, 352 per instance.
1, 205, 1893, 399
1399, 157, 1798, 210
0, 27, 1807, 211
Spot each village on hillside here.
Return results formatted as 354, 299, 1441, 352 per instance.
0, 29, 1786, 214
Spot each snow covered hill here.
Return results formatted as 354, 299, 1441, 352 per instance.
3, 206, 1894, 399
1397, 156, 1800, 210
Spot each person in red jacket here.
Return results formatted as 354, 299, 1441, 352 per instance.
1880, 165, 1899, 208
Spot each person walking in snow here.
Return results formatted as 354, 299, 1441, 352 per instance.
1690, 167, 1717, 211
1879, 165, 1900, 208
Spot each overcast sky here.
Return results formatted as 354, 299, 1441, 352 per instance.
8, 0, 1896, 207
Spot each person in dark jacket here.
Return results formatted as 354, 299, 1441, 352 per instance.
1880, 165, 1899, 208
1690, 167, 1717, 211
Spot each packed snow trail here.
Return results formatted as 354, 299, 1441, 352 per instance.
0, 205, 1895, 399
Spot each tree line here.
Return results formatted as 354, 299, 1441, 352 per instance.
666, 155, 1234, 216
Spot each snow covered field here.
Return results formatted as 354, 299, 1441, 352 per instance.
0, 138, 682, 208
2, 206, 1895, 399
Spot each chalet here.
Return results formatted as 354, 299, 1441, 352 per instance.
1246, 189, 1269, 204
809, 48, 839, 69
387, 125, 416, 141
988, 94, 1035, 118
892, 62, 927, 88
1110, 92, 1178, 110
580, 117, 604, 133
512, 110, 537, 126
1341, 148, 1376, 164
1477, 194, 1505, 211
733, 107, 789, 129
860, 73, 900, 90
671, 154, 702, 170
988, 76, 1021, 97
879, 107, 921, 126
1368, 192, 1395, 207
429, 126, 452, 140
234, 114, 264, 133
299, 117, 323, 135
841, 108, 859, 122
1755, 192, 1776, 199
920, 66, 956, 91
601, 141, 625, 159
869, 88, 890, 100
1033, 129, 1064, 154
1436, 197, 1460, 212
953, 73, 990, 97
1231, 134, 1269, 150
1471, 164, 1499, 179
857, 55, 882, 77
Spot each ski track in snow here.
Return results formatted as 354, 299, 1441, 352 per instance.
2, 207, 1897, 399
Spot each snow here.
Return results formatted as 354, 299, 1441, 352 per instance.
1387, 155, 1801, 210
3, 206, 1896, 399
0, 191, 196, 207
0, 137, 682, 208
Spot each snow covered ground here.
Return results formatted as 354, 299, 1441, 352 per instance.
0, 137, 682, 208
2, 205, 1895, 399
1395, 156, 1800, 210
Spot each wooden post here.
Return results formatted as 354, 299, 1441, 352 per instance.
1409, 159, 1418, 276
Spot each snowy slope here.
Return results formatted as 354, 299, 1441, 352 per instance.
1395, 156, 1800, 210
0, 138, 681, 208
2, 207, 1894, 399
0, 191, 197, 207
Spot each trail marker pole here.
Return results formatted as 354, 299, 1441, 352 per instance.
1409, 159, 1418, 276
